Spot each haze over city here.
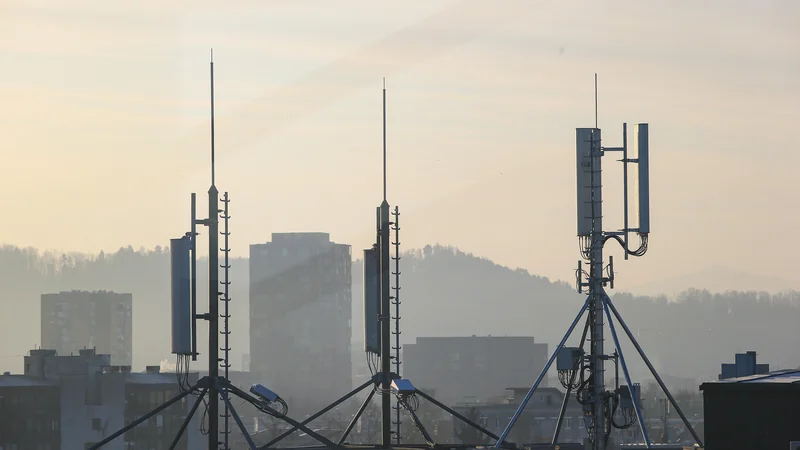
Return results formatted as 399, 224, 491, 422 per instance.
1, 1, 799, 449
2, 0, 797, 286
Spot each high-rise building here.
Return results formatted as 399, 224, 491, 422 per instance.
40, 290, 133, 366
250, 232, 352, 412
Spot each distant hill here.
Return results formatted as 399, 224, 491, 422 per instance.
626, 265, 798, 298
354, 245, 800, 383
1, 243, 799, 386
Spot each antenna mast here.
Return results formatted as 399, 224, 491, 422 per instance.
379, 77, 392, 448
207, 48, 221, 449
494, 75, 704, 450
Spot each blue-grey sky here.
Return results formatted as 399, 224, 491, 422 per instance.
1, 0, 798, 288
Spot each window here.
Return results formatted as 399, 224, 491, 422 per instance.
564, 417, 572, 430
92, 418, 102, 431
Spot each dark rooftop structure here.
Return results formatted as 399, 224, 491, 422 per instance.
701, 368, 800, 450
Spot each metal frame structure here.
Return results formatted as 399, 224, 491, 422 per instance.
220, 191, 232, 450
259, 80, 512, 450
492, 75, 703, 450
89, 52, 341, 450
391, 206, 403, 444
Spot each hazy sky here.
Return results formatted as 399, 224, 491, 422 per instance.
1, 0, 798, 288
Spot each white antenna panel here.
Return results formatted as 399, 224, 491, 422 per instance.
363, 247, 381, 354
576, 128, 601, 236
170, 237, 192, 355
633, 124, 650, 234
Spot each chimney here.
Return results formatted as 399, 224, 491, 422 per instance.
145, 366, 160, 374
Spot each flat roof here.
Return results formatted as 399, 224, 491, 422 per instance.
701, 368, 800, 391
125, 373, 184, 385
0, 375, 57, 387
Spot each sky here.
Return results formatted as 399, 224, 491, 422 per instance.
1, 0, 798, 289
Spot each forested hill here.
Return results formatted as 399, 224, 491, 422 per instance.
353, 245, 800, 382
1, 244, 799, 383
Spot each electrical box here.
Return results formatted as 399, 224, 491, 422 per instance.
557, 347, 584, 371
576, 128, 602, 236
250, 384, 280, 403
363, 247, 380, 354
170, 237, 192, 355
633, 123, 649, 234
617, 383, 641, 410
391, 379, 416, 395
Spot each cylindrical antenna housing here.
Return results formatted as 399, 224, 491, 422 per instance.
363, 247, 381, 354
171, 236, 192, 355
634, 124, 650, 234
576, 128, 601, 236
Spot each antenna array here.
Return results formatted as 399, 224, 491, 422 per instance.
493, 75, 701, 450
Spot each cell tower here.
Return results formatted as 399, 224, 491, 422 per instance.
261, 80, 504, 450
492, 75, 703, 450
89, 52, 340, 450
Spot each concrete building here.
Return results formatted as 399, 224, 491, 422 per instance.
0, 373, 60, 450
41, 290, 133, 366
701, 368, 800, 450
403, 336, 548, 405
250, 232, 352, 413
0, 348, 201, 450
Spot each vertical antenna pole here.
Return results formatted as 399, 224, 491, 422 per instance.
383, 78, 387, 202
191, 193, 198, 361
588, 79, 606, 447
211, 49, 216, 186
208, 49, 220, 450
594, 73, 598, 129
380, 79, 392, 448
622, 123, 629, 260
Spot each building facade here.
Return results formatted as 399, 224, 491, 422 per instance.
403, 336, 548, 405
701, 368, 800, 450
41, 290, 133, 366
0, 349, 201, 450
250, 232, 352, 413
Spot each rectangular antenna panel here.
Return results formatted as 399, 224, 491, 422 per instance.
634, 124, 650, 233
576, 128, 601, 236
363, 247, 381, 354
170, 237, 192, 355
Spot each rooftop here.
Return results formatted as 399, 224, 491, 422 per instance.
701, 368, 800, 390
0, 375, 57, 387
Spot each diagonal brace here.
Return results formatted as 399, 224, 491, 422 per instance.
169, 388, 208, 450
602, 294, 651, 448
415, 389, 501, 443
493, 295, 591, 448
223, 380, 341, 449
219, 384, 258, 450
89, 381, 201, 449
261, 377, 375, 448
400, 398, 435, 447
605, 296, 704, 447
339, 387, 376, 445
